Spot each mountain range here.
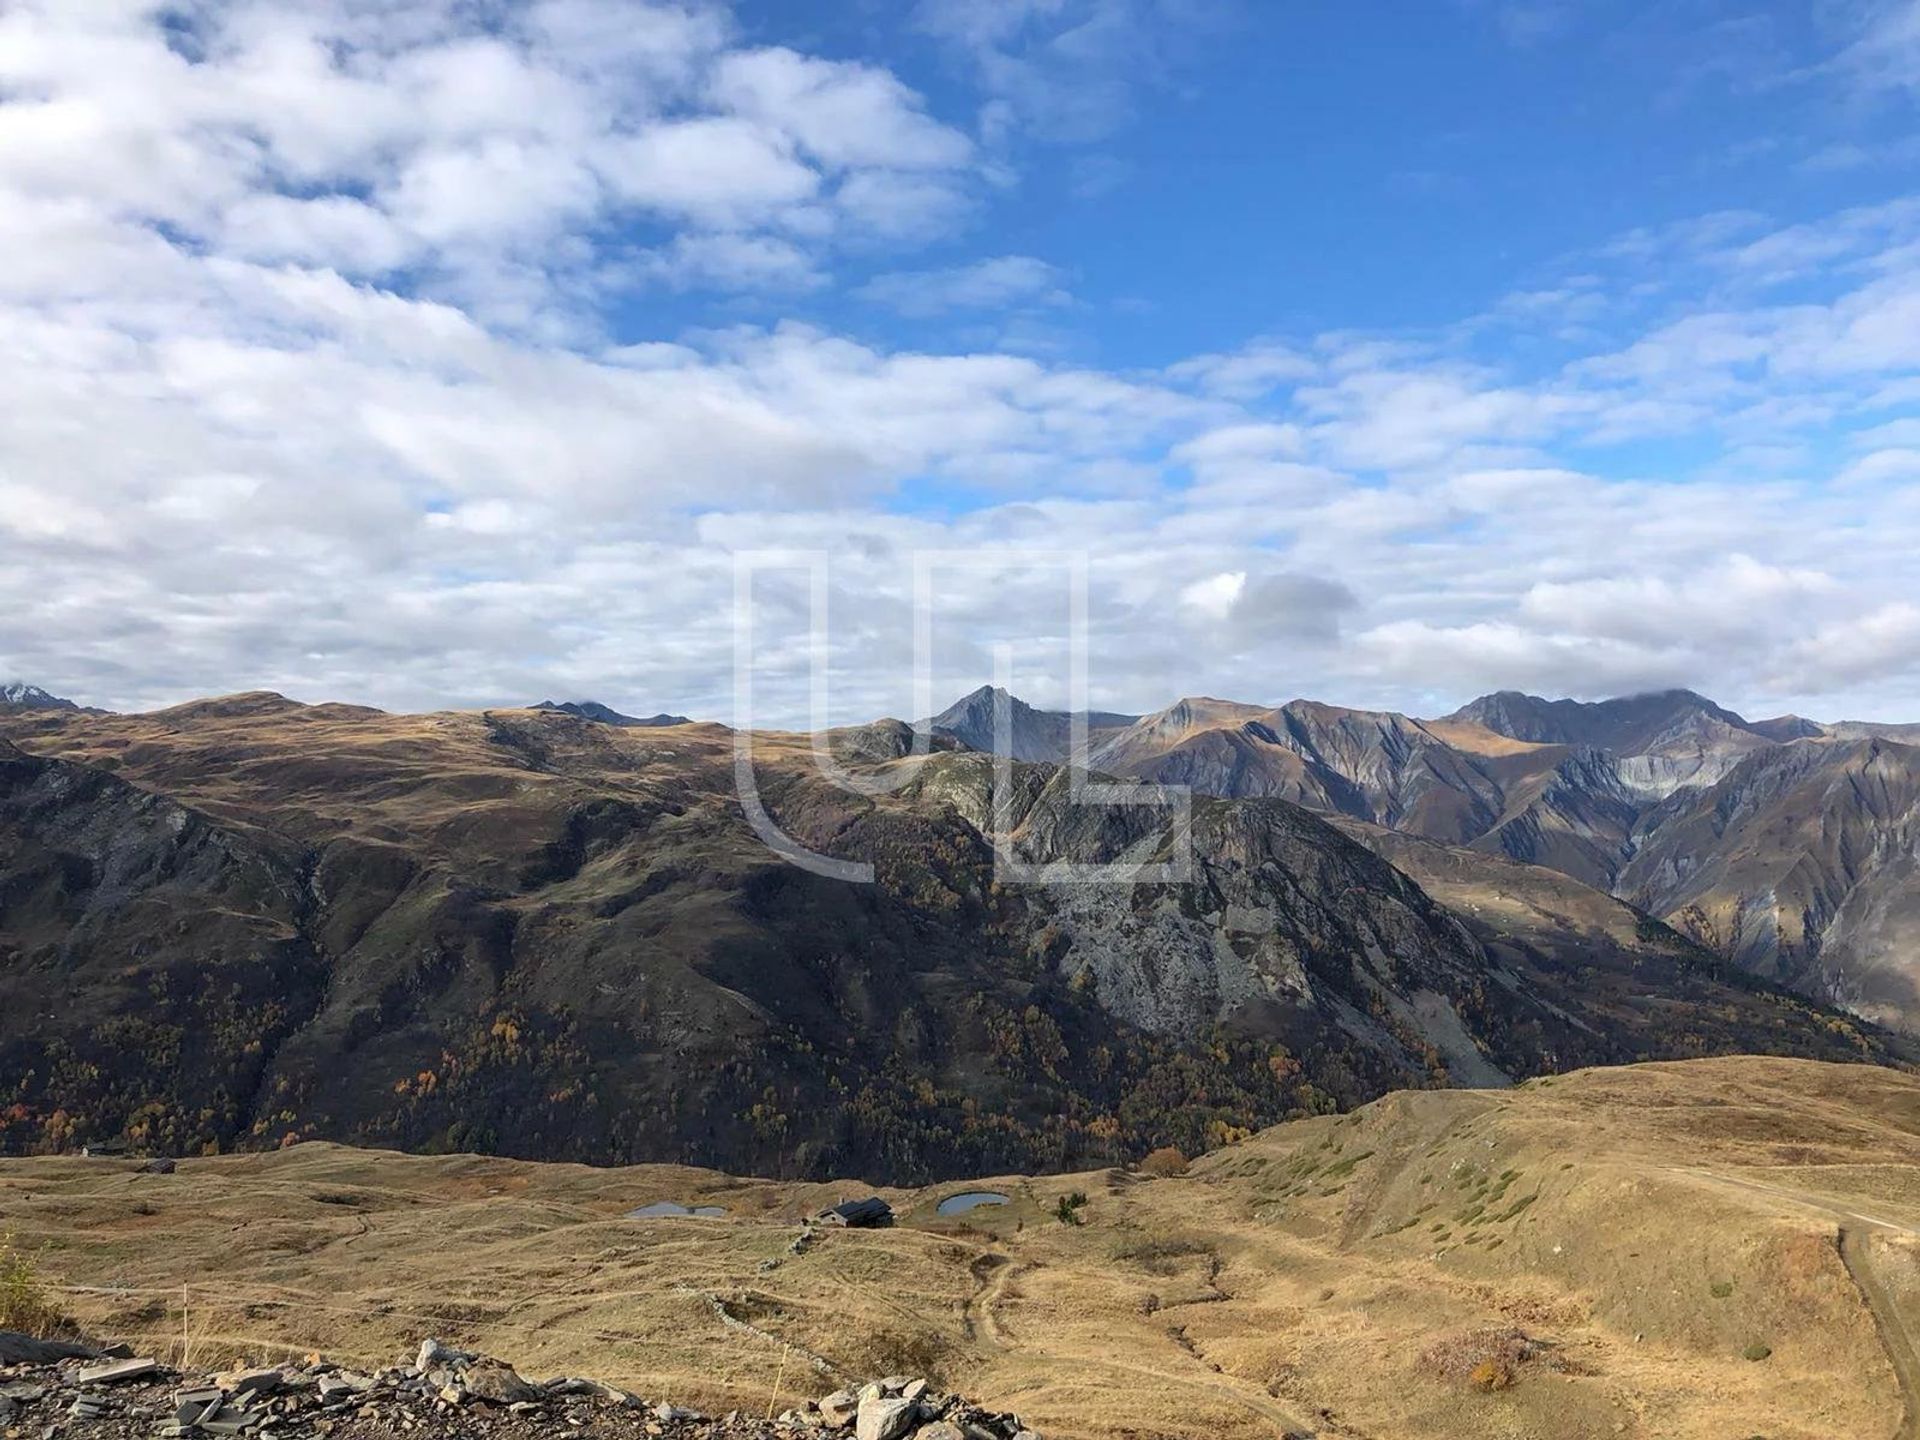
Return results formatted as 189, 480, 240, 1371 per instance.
532, 699, 693, 727
1, 681, 1913, 1182
922, 684, 1920, 1032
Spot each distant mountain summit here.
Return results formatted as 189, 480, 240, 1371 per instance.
1444, 688, 1756, 751
2, 682, 88, 712
531, 700, 690, 727
927, 685, 1137, 763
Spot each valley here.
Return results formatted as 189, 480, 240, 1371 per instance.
4, 1057, 1916, 1440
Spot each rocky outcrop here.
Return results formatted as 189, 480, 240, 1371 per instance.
532, 700, 691, 727
1620, 737, 1920, 1027
985, 686, 1920, 1031
0, 1335, 1042, 1440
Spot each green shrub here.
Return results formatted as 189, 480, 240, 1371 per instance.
0, 1232, 64, 1337
1321, 1150, 1374, 1181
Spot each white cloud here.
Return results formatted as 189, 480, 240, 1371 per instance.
1299, 366, 1579, 470
1784, 603, 1920, 689
1518, 556, 1840, 649
1179, 570, 1246, 619
1166, 340, 1318, 400
1834, 0, 1920, 97
708, 48, 974, 172
857, 255, 1071, 315
1353, 619, 1697, 700
598, 117, 821, 226
3, 3, 1920, 727
0, 0, 979, 326
1838, 449, 1920, 486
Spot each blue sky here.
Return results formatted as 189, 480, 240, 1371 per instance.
663, 1, 1920, 365
1, 0, 1919, 723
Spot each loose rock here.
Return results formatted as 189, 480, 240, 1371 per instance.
0, 1336, 1039, 1440
856, 1393, 921, 1440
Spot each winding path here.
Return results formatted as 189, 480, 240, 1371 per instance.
1679, 1167, 1920, 1440
962, 1252, 1317, 1436
1841, 1228, 1920, 1440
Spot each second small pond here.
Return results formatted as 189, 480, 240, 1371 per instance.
626, 1201, 727, 1219
935, 1190, 1011, 1217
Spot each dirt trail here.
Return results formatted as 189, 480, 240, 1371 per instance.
966, 1253, 1313, 1435
1070, 1353, 1324, 1437
1842, 1228, 1920, 1440
973, 1256, 1029, 1351
960, 1252, 1010, 1344
1678, 1167, 1920, 1440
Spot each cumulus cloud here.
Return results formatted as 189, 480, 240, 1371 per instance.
3, 2, 1920, 728
1179, 570, 1246, 619
1783, 603, 1920, 690
0, 0, 977, 324
1166, 341, 1318, 400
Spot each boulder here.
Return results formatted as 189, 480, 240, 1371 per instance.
215, 1367, 283, 1396
0, 1332, 96, 1365
76, 1357, 158, 1385
915, 1424, 968, 1440
461, 1361, 540, 1405
414, 1338, 474, 1372
857, 1393, 921, 1440
819, 1388, 860, 1426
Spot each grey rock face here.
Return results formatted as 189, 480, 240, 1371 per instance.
856, 1393, 922, 1440
928, 686, 1136, 764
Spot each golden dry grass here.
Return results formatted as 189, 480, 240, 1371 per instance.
4, 1056, 1917, 1440
1419, 718, 1559, 758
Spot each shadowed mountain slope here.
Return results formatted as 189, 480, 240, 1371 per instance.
927, 685, 1138, 763
1621, 735, 1920, 1029
2, 697, 1906, 1180
962, 685, 1920, 1033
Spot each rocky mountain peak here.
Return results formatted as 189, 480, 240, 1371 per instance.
929, 687, 1138, 763
1445, 687, 1754, 753
1, 681, 79, 710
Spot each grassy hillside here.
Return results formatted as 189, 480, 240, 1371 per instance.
3, 1057, 1916, 1440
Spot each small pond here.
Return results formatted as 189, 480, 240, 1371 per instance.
626, 1201, 727, 1219
936, 1190, 1011, 1217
